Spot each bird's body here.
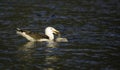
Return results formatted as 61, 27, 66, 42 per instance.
24, 31, 49, 40
16, 27, 60, 42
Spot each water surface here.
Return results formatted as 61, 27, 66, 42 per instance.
0, 0, 120, 70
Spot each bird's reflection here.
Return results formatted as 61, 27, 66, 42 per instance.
44, 56, 59, 70
17, 42, 36, 62
18, 42, 36, 52
18, 41, 58, 52
17, 41, 60, 70
47, 41, 58, 48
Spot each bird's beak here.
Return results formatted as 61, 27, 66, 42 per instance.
53, 29, 60, 35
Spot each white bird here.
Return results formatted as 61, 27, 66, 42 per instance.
16, 27, 68, 42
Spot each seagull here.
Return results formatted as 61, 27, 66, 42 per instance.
16, 27, 60, 42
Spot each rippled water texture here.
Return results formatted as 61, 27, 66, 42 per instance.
0, 0, 120, 70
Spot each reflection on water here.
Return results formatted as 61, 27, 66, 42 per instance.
19, 42, 36, 51
0, 0, 120, 70
17, 41, 61, 70
18, 41, 59, 52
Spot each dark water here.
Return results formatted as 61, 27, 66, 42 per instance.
0, 0, 120, 70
